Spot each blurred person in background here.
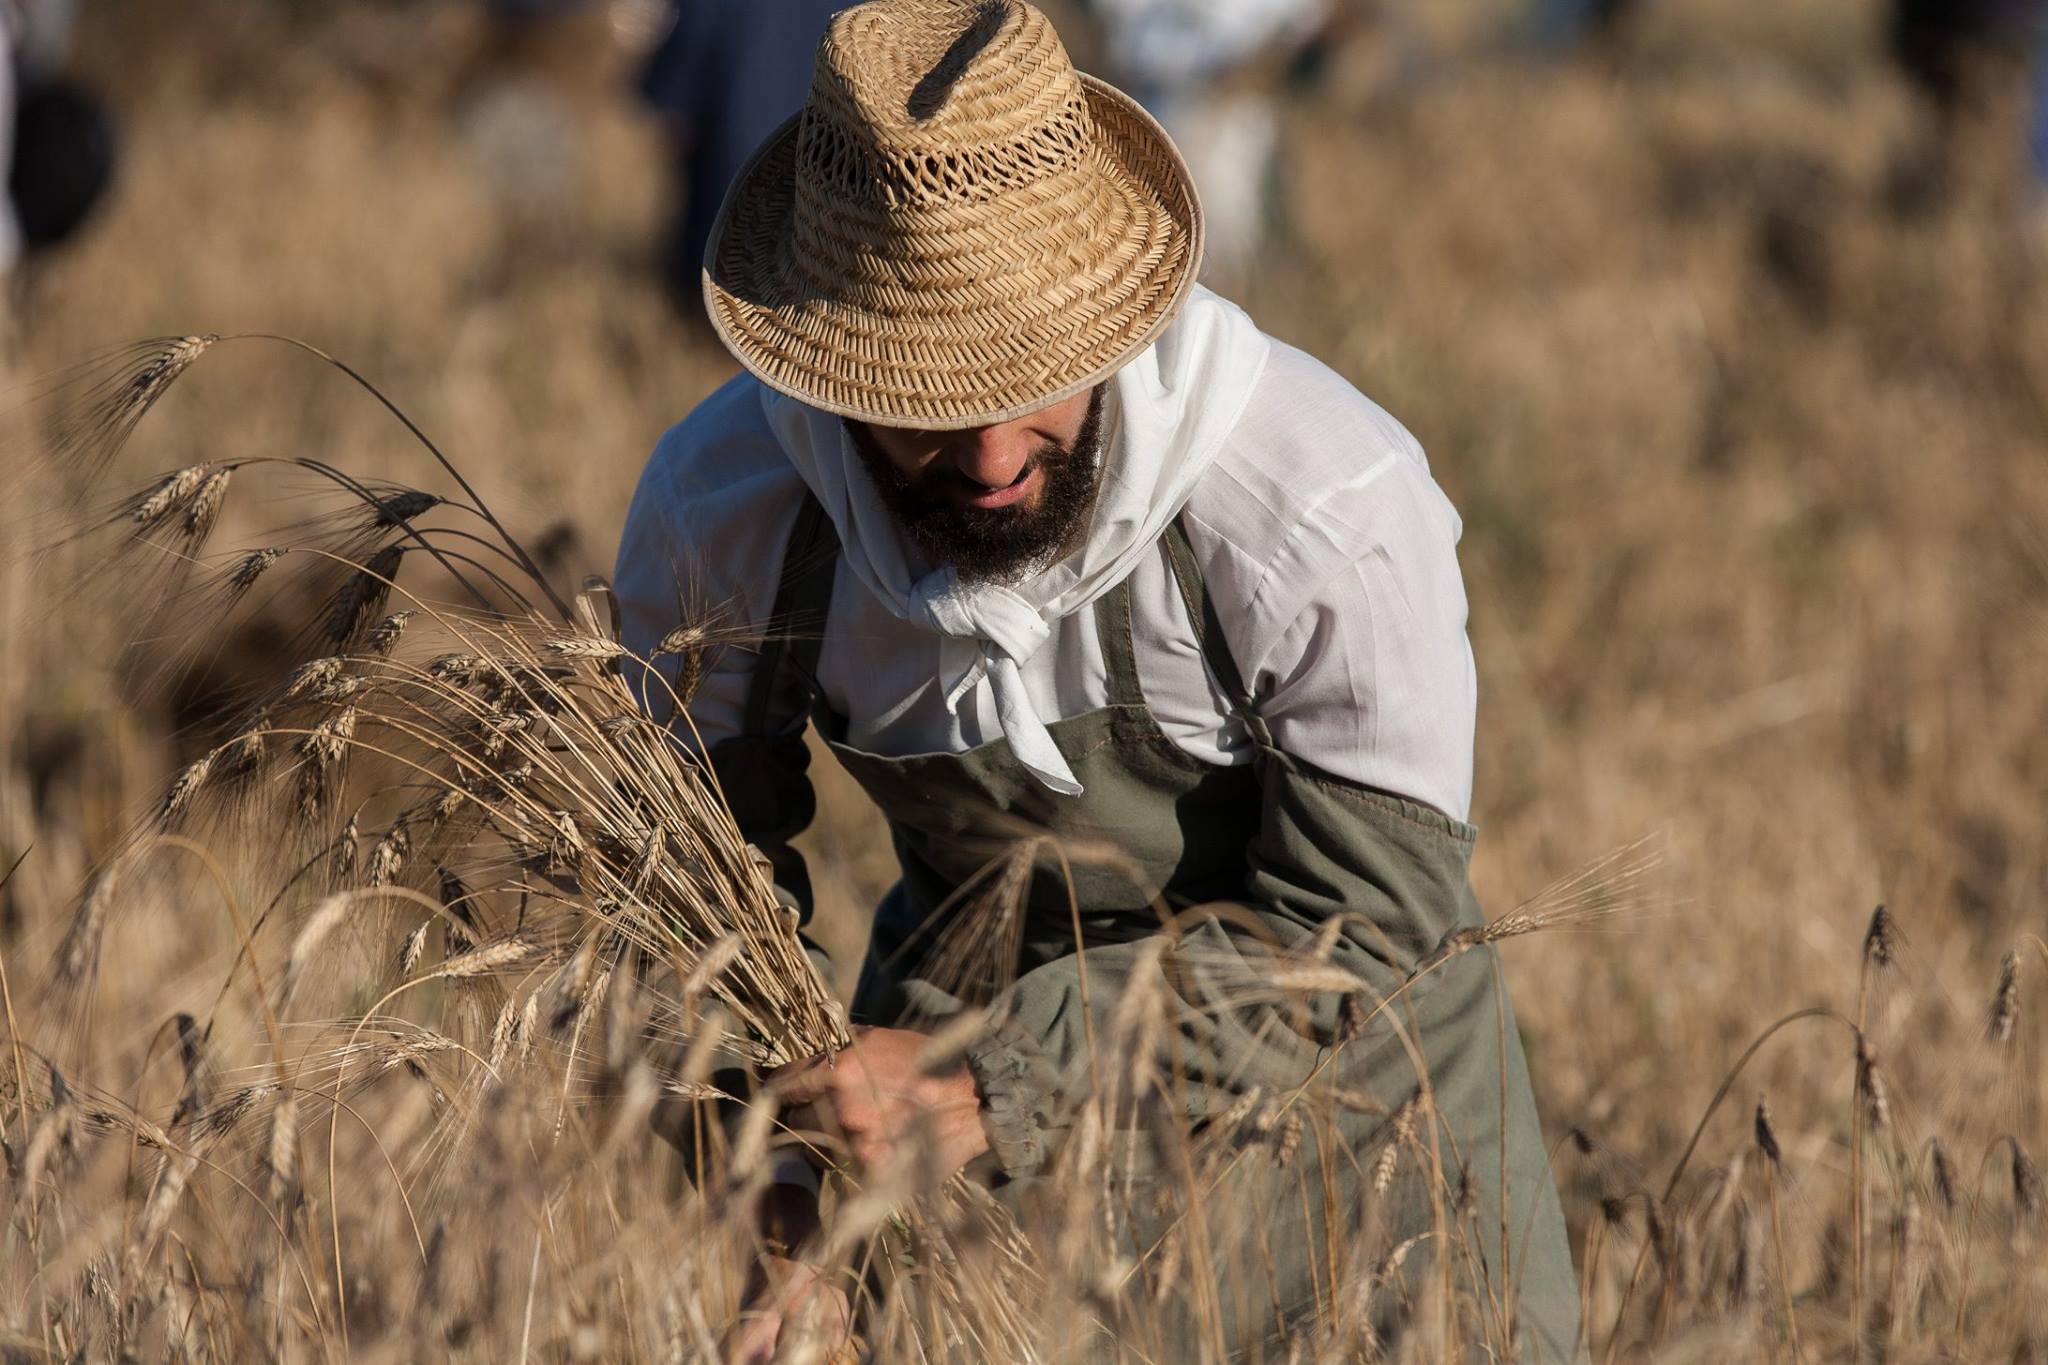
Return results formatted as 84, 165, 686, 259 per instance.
1086, 0, 1334, 285
616, 2, 1580, 1359
1528, 0, 1643, 53
484, 0, 600, 18
458, 0, 614, 213
1888, 0, 2048, 211
638, 0, 847, 319
1531, 0, 2048, 213
4, 0, 67, 77
0, 0, 113, 288
2034, 39, 2048, 191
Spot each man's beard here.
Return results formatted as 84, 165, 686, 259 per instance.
848, 386, 1107, 584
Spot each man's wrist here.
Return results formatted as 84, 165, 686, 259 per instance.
938, 1063, 992, 1170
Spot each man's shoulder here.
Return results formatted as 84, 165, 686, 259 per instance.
615, 372, 811, 612
640, 371, 805, 506
1187, 339, 1457, 570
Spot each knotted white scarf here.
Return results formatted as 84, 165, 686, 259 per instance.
761, 286, 1271, 795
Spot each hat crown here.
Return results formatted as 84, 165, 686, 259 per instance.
798, 0, 1094, 211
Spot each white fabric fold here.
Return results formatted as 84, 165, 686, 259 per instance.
760, 286, 1272, 794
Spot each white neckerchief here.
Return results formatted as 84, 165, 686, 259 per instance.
761, 286, 1272, 795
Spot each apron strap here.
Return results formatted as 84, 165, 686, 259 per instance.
1089, 573, 1146, 709
1160, 516, 1274, 746
744, 491, 841, 735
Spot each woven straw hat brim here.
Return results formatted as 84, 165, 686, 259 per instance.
702, 74, 1204, 431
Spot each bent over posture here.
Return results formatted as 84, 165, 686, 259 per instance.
615, 2, 1578, 1358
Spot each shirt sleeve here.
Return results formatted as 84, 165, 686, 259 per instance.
1249, 499, 1477, 823
1093, 0, 1328, 88
613, 391, 813, 748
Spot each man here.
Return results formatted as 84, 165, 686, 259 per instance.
2, 0, 111, 286
614, 1, 1578, 1358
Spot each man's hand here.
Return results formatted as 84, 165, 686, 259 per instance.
771, 1025, 990, 1179
727, 1255, 852, 1365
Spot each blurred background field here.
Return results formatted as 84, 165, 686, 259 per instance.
2, 0, 2046, 1357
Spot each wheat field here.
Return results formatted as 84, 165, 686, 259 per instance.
0, 0, 2044, 1360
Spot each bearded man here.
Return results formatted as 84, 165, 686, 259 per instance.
614, 2, 1579, 1359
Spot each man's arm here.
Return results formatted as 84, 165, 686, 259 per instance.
616, 417, 854, 1359
613, 410, 837, 985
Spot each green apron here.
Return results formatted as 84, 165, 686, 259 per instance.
714, 495, 1580, 1362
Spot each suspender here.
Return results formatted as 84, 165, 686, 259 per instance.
1160, 517, 1272, 746
742, 493, 842, 736
745, 492, 1257, 735
1159, 520, 1250, 708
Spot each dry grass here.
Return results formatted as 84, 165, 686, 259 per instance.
0, 0, 2045, 1359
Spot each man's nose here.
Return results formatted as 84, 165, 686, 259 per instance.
944, 423, 1035, 489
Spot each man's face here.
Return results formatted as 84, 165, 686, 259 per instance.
848, 386, 1107, 583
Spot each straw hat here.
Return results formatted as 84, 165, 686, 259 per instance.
702, 0, 1204, 431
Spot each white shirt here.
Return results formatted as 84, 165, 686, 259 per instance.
615, 332, 1479, 822
1091, 0, 1329, 90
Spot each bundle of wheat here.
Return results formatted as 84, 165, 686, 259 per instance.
44, 336, 839, 1058
10, 336, 884, 1357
